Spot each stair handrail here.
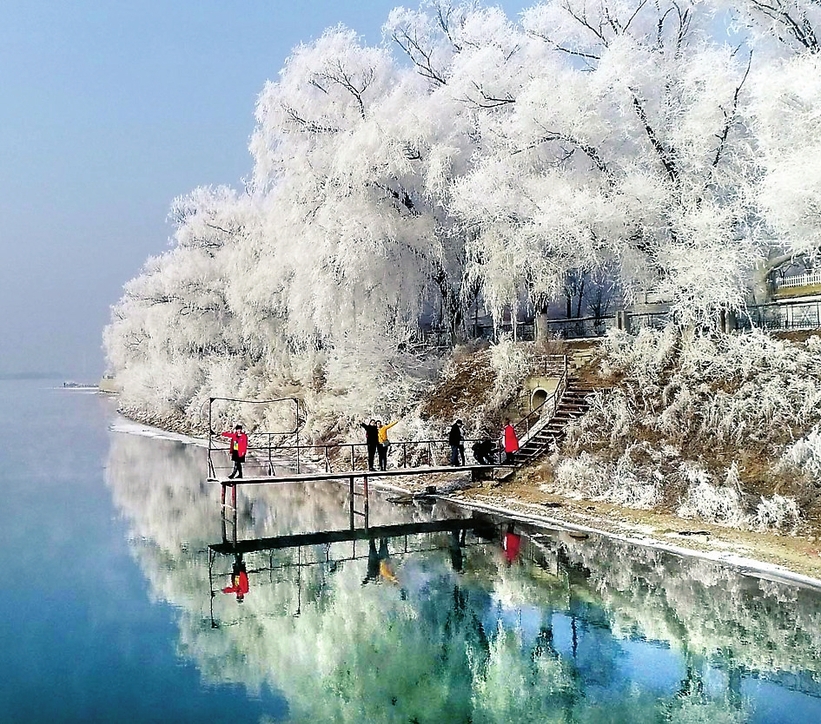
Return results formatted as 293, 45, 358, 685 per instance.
512, 355, 569, 446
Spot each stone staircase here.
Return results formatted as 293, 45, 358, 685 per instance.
515, 381, 596, 466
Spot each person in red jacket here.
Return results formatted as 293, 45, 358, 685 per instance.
222, 424, 248, 479
502, 418, 519, 465
222, 554, 249, 602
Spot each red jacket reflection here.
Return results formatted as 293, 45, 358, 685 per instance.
223, 570, 249, 598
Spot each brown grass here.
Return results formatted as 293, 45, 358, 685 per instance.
418, 346, 497, 423
772, 329, 821, 343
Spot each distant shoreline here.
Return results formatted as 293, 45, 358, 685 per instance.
0, 372, 65, 381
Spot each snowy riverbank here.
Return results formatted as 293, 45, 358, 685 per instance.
112, 409, 821, 587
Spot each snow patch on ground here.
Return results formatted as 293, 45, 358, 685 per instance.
109, 417, 208, 447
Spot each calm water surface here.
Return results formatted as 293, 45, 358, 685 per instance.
1, 379, 820, 723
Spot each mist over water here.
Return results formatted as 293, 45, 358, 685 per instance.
2, 379, 821, 723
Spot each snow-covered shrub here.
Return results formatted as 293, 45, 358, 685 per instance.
678, 481, 746, 526
779, 425, 821, 481
552, 447, 662, 509
677, 464, 747, 527
488, 337, 530, 408
563, 326, 821, 527
608, 445, 664, 508
754, 495, 801, 533
589, 329, 821, 449
552, 452, 610, 498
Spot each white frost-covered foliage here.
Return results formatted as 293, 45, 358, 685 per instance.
106, 1, 821, 439
557, 329, 821, 528
780, 424, 821, 481
488, 338, 530, 408
588, 328, 821, 445
677, 464, 747, 527
754, 494, 801, 533
750, 53, 821, 258
553, 448, 663, 509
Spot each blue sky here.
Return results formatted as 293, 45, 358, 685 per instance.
0, 1, 528, 378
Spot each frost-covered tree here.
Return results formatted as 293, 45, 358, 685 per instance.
749, 52, 821, 263
105, 0, 821, 436
250, 25, 482, 342
441, 0, 762, 327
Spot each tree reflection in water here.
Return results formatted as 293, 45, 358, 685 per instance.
106, 430, 821, 723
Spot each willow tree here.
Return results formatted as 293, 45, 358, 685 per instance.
250, 26, 482, 343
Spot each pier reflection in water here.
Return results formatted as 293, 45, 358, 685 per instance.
107, 429, 821, 724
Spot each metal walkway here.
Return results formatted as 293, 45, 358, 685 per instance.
207, 464, 497, 486
212, 464, 499, 528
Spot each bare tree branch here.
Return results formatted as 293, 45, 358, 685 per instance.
630, 92, 678, 184
709, 52, 753, 172
391, 27, 448, 85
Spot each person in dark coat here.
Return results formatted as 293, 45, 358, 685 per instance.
361, 419, 379, 471
448, 419, 465, 466
472, 438, 496, 465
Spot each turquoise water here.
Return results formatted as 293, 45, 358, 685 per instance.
2, 379, 821, 723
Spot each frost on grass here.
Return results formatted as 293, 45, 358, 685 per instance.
677, 464, 747, 528
780, 425, 821, 481
558, 328, 821, 531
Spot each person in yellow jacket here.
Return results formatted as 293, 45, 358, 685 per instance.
376, 419, 398, 471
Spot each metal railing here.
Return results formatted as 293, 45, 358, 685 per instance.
737, 300, 821, 332
207, 396, 302, 478
531, 354, 569, 378
513, 356, 569, 445
539, 315, 614, 339
207, 355, 574, 479
208, 435, 506, 477
628, 311, 670, 331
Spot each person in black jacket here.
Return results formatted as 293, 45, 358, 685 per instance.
448, 419, 465, 466
472, 438, 496, 465
361, 419, 379, 471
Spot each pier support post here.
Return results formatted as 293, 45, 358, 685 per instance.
349, 476, 355, 530
363, 475, 369, 530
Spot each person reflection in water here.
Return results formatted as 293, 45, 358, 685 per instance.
223, 554, 249, 602
502, 523, 522, 566
362, 538, 399, 586
449, 528, 466, 573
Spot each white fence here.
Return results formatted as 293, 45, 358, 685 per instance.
777, 270, 821, 289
